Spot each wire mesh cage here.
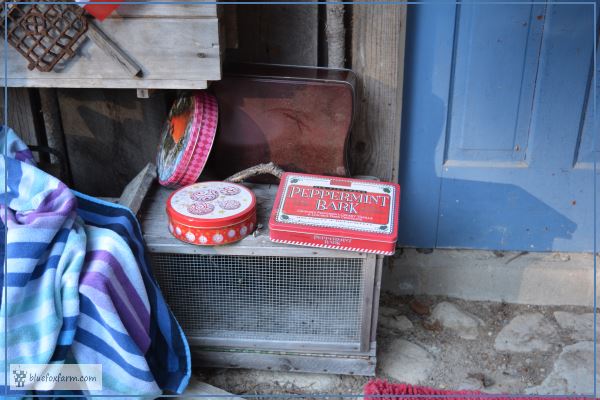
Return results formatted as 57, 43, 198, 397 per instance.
151, 254, 371, 351
142, 185, 380, 374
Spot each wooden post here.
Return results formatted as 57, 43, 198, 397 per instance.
350, 4, 407, 182
39, 89, 70, 173
326, 1, 346, 68
0, 88, 45, 149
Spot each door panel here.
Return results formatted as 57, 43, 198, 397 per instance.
575, 68, 599, 168
445, 4, 544, 166
399, 1, 598, 252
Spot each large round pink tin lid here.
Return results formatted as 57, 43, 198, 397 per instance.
156, 91, 218, 188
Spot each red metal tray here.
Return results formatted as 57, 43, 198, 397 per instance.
208, 63, 355, 182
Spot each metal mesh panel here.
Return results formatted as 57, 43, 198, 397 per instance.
151, 254, 365, 345
1, 1, 88, 72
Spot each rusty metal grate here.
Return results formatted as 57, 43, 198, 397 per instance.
151, 254, 366, 348
1, 0, 87, 72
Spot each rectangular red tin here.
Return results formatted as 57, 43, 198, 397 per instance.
269, 173, 401, 255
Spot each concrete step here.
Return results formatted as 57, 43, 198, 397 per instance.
385, 249, 598, 306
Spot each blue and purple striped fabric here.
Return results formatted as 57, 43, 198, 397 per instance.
0, 127, 190, 398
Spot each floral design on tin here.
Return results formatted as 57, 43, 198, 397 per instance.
228, 229, 236, 238
199, 235, 208, 244
185, 232, 196, 242
175, 226, 182, 235
190, 188, 219, 202
240, 226, 248, 236
218, 199, 241, 210
168, 223, 174, 233
187, 201, 215, 215
213, 233, 224, 243
220, 185, 241, 196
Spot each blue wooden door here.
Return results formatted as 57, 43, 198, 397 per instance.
398, 1, 598, 252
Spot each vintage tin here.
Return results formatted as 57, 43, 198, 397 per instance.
208, 63, 355, 183
166, 182, 257, 246
269, 173, 401, 255
157, 91, 218, 188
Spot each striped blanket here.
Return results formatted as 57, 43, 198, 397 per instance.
0, 127, 190, 398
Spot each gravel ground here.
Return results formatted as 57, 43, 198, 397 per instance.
190, 293, 597, 398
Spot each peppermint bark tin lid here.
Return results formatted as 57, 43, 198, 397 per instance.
157, 91, 218, 188
167, 182, 256, 228
269, 173, 401, 242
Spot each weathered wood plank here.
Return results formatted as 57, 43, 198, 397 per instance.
86, 19, 144, 78
359, 255, 376, 352
5, 78, 208, 90
0, 88, 44, 147
118, 162, 157, 215
57, 89, 167, 197
232, 4, 319, 66
111, 2, 217, 19
350, 4, 407, 182
179, 376, 245, 400
141, 184, 369, 259
188, 336, 361, 353
193, 349, 376, 376
3, 18, 220, 89
370, 256, 384, 343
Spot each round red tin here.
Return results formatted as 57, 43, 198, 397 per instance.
156, 91, 218, 188
166, 182, 257, 246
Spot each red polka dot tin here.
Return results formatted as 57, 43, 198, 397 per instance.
156, 91, 218, 188
166, 182, 257, 246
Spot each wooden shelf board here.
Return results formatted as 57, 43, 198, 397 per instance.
4, 16, 220, 89
141, 183, 369, 259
